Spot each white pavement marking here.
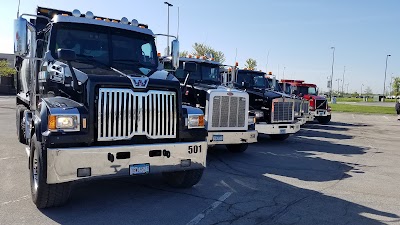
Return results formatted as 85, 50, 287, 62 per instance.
0, 157, 18, 160
1, 195, 29, 206
383, 116, 389, 121
352, 114, 355, 119
186, 192, 233, 225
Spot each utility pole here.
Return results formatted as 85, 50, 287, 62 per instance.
330, 47, 335, 101
164, 2, 173, 55
336, 79, 342, 95
361, 84, 364, 96
383, 54, 391, 95
342, 66, 345, 94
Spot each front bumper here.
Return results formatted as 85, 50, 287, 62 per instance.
207, 130, 258, 145
312, 109, 331, 117
256, 120, 301, 135
303, 113, 315, 122
46, 141, 207, 184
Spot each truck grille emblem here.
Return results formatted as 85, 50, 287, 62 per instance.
130, 77, 149, 89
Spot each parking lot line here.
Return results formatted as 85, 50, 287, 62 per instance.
186, 192, 233, 225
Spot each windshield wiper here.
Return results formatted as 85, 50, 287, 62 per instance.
74, 54, 114, 71
113, 59, 156, 76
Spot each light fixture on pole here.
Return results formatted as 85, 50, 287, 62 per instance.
164, 2, 173, 55
383, 54, 391, 95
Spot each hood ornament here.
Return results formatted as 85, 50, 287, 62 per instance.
110, 67, 149, 89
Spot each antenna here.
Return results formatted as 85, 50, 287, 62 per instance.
266, 50, 270, 72
176, 7, 180, 39
17, 0, 21, 17
234, 48, 237, 64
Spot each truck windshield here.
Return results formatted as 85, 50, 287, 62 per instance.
266, 78, 281, 92
236, 71, 266, 88
201, 64, 220, 83
52, 23, 158, 75
297, 86, 317, 95
175, 62, 220, 84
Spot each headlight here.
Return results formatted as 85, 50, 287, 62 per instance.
187, 114, 205, 129
248, 116, 256, 125
48, 115, 80, 132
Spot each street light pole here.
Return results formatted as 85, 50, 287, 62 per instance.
336, 79, 342, 95
342, 66, 345, 94
383, 54, 391, 95
361, 84, 364, 96
330, 47, 335, 101
164, 2, 173, 55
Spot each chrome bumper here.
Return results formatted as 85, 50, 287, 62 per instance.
303, 114, 315, 122
256, 121, 301, 135
313, 109, 331, 117
46, 141, 208, 184
207, 130, 258, 145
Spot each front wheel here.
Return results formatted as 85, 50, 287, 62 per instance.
226, 143, 249, 153
316, 115, 331, 124
269, 134, 290, 141
163, 169, 204, 188
30, 134, 71, 209
16, 105, 27, 144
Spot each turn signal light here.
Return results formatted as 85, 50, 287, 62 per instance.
198, 115, 205, 127
48, 115, 56, 130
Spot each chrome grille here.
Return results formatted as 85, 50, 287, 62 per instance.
211, 96, 246, 128
294, 100, 302, 117
97, 88, 176, 141
316, 99, 327, 110
302, 101, 310, 114
272, 101, 294, 123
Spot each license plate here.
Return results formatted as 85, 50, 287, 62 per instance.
129, 163, 150, 175
212, 135, 224, 141
280, 129, 286, 134
319, 111, 324, 116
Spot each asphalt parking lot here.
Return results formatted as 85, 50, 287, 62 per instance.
1, 96, 400, 225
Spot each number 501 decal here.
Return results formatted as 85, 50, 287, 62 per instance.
188, 145, 202, 154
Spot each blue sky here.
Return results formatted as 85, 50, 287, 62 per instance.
0, 0, 398, 94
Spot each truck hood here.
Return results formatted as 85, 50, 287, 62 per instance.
303, 94, 327, 101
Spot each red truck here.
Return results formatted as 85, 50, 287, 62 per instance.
280, 80, 331, 124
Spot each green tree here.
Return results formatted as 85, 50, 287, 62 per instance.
245, 58, 257, 70
179, 50, 189, 57
191, 43, 225, 63
0, 60, 15, 77
351, 92, 359, 98
393, 77, 400, 96
364, 86, 373, 95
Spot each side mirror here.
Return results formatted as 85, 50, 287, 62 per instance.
183, 62, 197, 73
272, 76, 277, 89
57, 49, 76, 61
242, 81, 250, 88
171, 40, 179, 69
14, 18, 28, 56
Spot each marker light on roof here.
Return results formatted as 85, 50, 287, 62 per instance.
131, 19, 139, 27
72, 9, 81, 17
121, 17, 129, 24
85, 11, 94, 19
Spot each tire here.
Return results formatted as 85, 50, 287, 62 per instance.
30, 134, 71, 209
16, 105, 27, 144
226, 143, 249, 153
317, 115, 331, 124
163, 169, 204, 188
269, 134, 290, 141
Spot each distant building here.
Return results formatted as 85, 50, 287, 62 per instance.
0, 53, 14, 66
0, 53, 15, 94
